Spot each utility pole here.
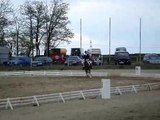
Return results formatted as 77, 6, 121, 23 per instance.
139, 18, 142, 64
80, 18, 82, 50
108, 17, 111, 64
90, 40, 92, 49
13, 10, 19, 56
15, 18, 19, 56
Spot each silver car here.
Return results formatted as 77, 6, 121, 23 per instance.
64, 56, 82, 66
143, 54, 160, 64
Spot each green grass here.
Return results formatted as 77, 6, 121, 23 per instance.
0, 63, 160, 71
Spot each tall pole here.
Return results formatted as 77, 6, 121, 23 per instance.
90, 40, 92, 49
15, 19, 19, 56
108, 17, 111, 64
139, 18, 142, 64
80, 18, 82, 50
13, 10, 19, 56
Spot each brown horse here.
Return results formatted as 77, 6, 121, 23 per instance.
83, 59, 92, 78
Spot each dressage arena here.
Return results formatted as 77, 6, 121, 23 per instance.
0, 69, 160, 120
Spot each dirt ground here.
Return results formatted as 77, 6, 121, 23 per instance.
0, 90, 160, 120
0, 76, 159, 98
0, 70, 160, 120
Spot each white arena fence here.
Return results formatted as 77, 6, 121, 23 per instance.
0, 71, 108, 77
0, 82, 160, 110
1, 70, 160, 78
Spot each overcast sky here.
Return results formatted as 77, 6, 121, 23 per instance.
11, 0, 160, 54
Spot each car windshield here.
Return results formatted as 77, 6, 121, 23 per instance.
149, 55, 160, 60
116, 47, 126, 52
35, 57, 52, 62
35, 57, 46, 61
116, 52, 129, 56
12, 57, 19, 60
12, 57, 25, 60
68, 56, 79, 60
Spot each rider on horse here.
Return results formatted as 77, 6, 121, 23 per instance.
83, 51, 92, 78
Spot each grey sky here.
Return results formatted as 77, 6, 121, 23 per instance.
11, 0, 160, 54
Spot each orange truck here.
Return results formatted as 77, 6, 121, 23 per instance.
49, 48, 67, 63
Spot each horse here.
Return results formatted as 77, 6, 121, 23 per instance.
83, 59, 92, 78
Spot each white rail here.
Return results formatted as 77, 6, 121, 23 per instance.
1, 71, 160, 78
0, 82, 160, 110
0, 71, 108, 77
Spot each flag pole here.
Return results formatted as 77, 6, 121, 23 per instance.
108, 17, 111, 64
139, 18, 142, 64
80, 18, 82, 50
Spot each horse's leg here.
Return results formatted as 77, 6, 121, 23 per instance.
87, 70, 90, 77
85, 69, 88, 77
88, 69, 92, 78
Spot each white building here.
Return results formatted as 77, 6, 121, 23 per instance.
0, 47, 10, 64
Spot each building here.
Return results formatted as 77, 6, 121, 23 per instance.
0, 47, 10, 64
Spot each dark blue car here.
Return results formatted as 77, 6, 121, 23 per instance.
4, 56, 31, 66
34, 56, 53, 65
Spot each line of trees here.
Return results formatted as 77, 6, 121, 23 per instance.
0, 0, 74, 56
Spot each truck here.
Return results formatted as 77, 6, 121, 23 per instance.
114, 47, 131, 65
115, 47, 127, 52
71, 48, 84, 58
49, 48, 67, 63
88, 48, 102, 65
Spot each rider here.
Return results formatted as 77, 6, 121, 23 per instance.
83, 51, 88, 59
83, 51, 91, 66
83, 51, 92, 78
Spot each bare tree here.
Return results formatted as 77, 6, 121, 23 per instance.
8, 7, 30, 56
20, 1, 36, 56
32, 1, 46, 56
0, 0, 13, 46
18, 0, 73, 56
20, 0, 47, 56
9, 9, 21, 56
44, 0, 74, 56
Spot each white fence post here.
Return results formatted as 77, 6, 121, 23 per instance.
5, 98, 13, 110
116, 87, 122, 95
43, 71, 46, 77
59, 93, 65, 103
80, 91, 85, 100
135, 66, 141, 76
101, 79, 111, 99
147, 84, 152, 91
132, 85, 137, 93
70, 71, 73, 76
33, 96, 40, 106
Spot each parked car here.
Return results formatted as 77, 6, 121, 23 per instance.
3, 56, 31, 66
34, 56, 53, 65
114, 52, 131, 65
64, 56, 82, 66
31, 60, 43, 66
92, 58, 102, 65
143, 54, 160, 64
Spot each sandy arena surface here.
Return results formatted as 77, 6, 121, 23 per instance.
0, 75, 159, 98
0, 90, 160, 120
0, 69, 160, 120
